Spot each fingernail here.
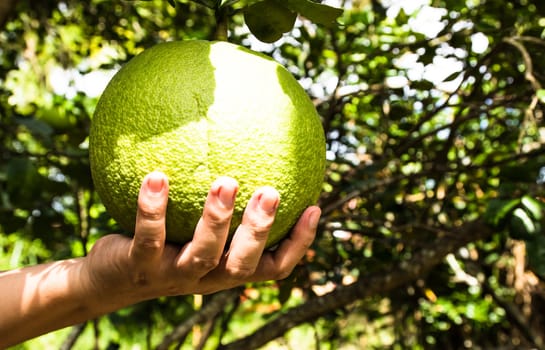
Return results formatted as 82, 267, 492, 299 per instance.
258, 188, 279, 214
146, 172, 166, 194
308, 208, 321, 230
213, 177, 238, 208
218, 186, 236, 208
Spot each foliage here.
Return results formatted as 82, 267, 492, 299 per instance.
1, 0, 545, 349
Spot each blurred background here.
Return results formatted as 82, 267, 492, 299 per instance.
1, 0, 545, 348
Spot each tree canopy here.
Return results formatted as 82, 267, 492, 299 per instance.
1, 0, 545, 348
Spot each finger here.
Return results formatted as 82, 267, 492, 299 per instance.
129, 171, 169, 266
251, 206, 320, 281
177, 176, 238, 277
222, 186, 279, 280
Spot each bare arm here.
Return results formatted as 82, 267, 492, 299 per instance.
0, 258, 94, 345
0, 172, 320, 347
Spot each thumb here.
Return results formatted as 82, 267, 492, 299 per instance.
129, 171, 169, 265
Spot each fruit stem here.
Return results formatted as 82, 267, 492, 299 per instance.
213, 7, 229, 41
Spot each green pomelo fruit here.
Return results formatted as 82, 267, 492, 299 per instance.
89, 40, 325, 247
244, 0, 297, 43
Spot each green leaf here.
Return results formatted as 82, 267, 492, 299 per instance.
484, 198, 520, 226
521, 195, 544, 220
6, 158, 43, 208
15, 117, 54, 139
284, 0, 343, 27
220, 0, 233, 6
509, 212, 529, 239
411, 80, 435, 91
537, 89, 545, 104
244, 0, 297, 43
190, 0, 220, 9
232, 0, 260, 5
526, 234, 545, 279
510, 208, 537, 239
234, 0, 281, 9
443, 71, 461, 82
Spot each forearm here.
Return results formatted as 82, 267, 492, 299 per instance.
0, 172, 319, 347
0, 258, 113, 347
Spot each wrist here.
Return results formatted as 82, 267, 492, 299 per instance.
79, 247, 146, 315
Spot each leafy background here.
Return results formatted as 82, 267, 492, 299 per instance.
1, 0, 545, 349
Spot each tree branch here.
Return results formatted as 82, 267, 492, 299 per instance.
503, 37, 542, 92
320, 143, 545, 219
218, 219, 494, 350
60, 323, 86, 350
157, 287, 242, 350
482, 272, 545, 349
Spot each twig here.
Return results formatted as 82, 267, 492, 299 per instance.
503, 36, 543, 151
514, 36, 545, 47
195, 318, 217, 350
157, 287, 242, 350
217, 290, 241, 341
320, 143, 545, 219
59, 323, 86, 350
75, 186, 90, 255
482, 277, 545, 350
503, 37, 542, 92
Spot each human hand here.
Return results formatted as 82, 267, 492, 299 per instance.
82, 171, 320, 311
